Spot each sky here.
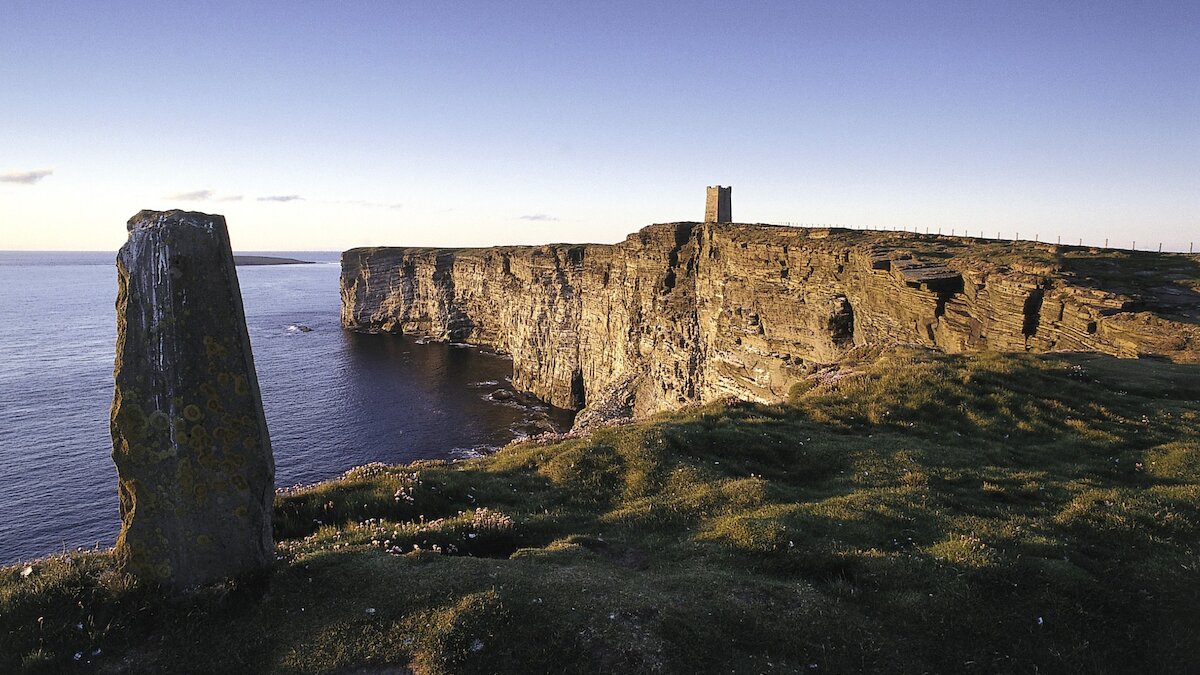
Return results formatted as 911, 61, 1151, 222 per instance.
1, 1, 1197, 251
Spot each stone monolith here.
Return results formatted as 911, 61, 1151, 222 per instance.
111, 210, 275, 588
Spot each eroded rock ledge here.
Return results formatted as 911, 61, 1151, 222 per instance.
341, 223, 1200, 426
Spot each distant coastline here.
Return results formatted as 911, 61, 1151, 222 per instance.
233, 255, 315, 266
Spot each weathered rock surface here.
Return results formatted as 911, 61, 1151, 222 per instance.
342, 223, 1200, 426
111, 210, 275, 588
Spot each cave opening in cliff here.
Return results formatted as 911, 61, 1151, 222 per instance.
570, 369, 586, 409
1023, 289, 1045, 337
661, 269, 677, 293
829, 296, 855, 347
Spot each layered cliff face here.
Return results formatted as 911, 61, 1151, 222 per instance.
342, 223, 1200, 426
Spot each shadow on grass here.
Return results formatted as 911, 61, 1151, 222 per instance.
3, 348, 1199, 673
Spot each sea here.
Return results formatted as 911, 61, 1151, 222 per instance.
0, 251, 573, 565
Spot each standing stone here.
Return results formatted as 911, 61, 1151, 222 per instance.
111, 210, 275, 588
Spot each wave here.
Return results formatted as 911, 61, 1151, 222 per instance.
448, 445, 500, 459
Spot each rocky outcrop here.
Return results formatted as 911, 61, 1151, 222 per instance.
342, 223, 1200, 426
111, 210, 275, 589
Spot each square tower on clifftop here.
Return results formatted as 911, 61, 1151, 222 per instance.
705, 186, 731, 223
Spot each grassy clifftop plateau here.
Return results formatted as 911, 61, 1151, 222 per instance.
3, 348, 1199, 673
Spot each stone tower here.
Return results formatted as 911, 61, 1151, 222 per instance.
705, 186, 731, 223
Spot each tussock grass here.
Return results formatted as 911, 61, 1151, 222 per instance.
3, 348, 1199, 673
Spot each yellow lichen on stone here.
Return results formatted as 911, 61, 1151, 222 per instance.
148, 410, 170, 431
203, 335, 228, 359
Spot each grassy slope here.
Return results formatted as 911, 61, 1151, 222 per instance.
3, 348, 1199, 674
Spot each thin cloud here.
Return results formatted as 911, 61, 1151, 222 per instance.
519, 213, 559, 222
336, 199, 403, 209
257, 195, 303, 202
217, 195, 244, 202
1, 169, 54, 184
168, 189, 214, 201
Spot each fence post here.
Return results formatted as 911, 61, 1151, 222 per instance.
1159, 243, 1162, 253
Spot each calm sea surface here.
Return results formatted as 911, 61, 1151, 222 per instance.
0, 251, 571, 565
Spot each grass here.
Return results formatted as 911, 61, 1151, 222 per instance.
3, 347, 1199, 673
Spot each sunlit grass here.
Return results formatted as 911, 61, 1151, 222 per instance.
3, 347, 1198, 673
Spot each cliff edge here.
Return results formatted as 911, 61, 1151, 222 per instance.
341, 223, 1200, 425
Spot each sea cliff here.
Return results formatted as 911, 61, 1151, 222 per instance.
341, 222, 1200, 425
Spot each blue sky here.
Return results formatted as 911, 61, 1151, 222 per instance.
1, 1, 1197, 250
